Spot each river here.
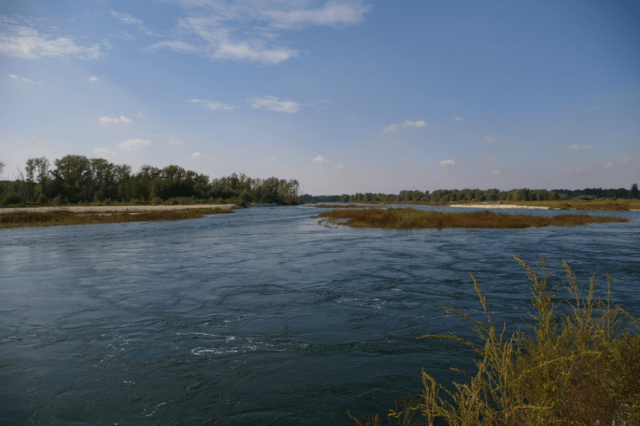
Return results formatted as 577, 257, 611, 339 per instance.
1, 205, 638, 425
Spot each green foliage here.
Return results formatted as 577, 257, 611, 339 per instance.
1, 193, 24, 207
352, 257, 640, 425
0, 155, 301, 207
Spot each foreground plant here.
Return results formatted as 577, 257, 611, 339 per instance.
350, 256, 640, 425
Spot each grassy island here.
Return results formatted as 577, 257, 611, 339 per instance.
0, 207, 233, 229
313, 208, 628, 229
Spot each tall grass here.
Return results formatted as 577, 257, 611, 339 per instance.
350, 257, 640, 425
0, 208, 233, 229
314, 208, 628, 229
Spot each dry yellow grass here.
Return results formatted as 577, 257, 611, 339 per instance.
313, 208, 628, 229
0, 208, 233, 229
350, 257, 640, 425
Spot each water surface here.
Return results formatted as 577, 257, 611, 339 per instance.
1, 205, 638, 424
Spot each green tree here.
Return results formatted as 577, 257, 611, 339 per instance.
632, 183, 639, 199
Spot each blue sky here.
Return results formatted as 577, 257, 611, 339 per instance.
1, 0, 639, 195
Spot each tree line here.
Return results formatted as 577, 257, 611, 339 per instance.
302, 185, 640, 204
0, 155, 300, 207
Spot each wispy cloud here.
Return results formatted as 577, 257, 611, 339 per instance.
8, 73, 35, 83
186, 98, 236, 111
438, 159, 456, 167
451, 116, 465, 122
490, 170, 501, 175
567, 144, 591, 150
248, 96, 299, 113
312, 155, 330, 164
562, 166, 583, 173
191, 151, 207, 159
93, 147, 117, 157
119, 138, 151, 151
403, 120, 426, 128
99, 115, 132, 123
0, 16, 102, 60
604, 162, 614, 168
382, 124, 397, 133
383, 119, 426, 133
88, 75, 98, 82
622, 154, 638, 163
482, 136, 498, 144
486, 157, 495, 162
169, 135, 183, 145
148, 1, 370, 64
334, 162, 345, 170
135, 112, 144, 118
109, 10, 154, 35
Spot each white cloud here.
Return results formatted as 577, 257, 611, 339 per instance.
622, 154, 638, 163
248, 96, 299, 113
438, 159, 456, 167
486, 157, 495, 162
135, 112, 144, 118
8, 73, 35, 83
382, 124, 397, 133
312, 155, 330, 164
191, 151, 203, 159
562, 166, 583, 173
604, 162, 614, 168
147, 1, 369, 64
482, 136, 498, 144
567, 144, 591, 150
0, 17, 102, 60
186, 98, 236, 111
99, 115, 131, 123
93, 147, 117, 157
403, 120, 426, 128
490, 170, 501, 175
451, 116, 465, 122
88, 75, 98, 82
334, 162, 345, 170
119, 138, 151, 151
269, 156, 275, 161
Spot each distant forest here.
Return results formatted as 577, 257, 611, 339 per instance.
302, 184, 640, 204
0, 155, 300, 207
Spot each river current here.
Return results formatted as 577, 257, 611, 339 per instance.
1, 205, 638, 425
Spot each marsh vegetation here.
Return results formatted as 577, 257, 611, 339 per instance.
313, 208, 628, 229
0, 208, 233, 229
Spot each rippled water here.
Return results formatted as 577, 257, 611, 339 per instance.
1, 205, 638, 425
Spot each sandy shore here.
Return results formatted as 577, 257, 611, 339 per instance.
0, 204, 238, 214
449, 204, 550, 210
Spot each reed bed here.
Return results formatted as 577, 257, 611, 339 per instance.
0, 208, 233, 229
312, 208, 628, 229
350, 257, 640, 425
490, 200, 639, 211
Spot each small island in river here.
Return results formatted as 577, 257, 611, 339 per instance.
312, 207, 629, 229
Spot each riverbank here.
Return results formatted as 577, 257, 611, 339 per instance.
0, 205, 235, 229
448, 203, 549, 210
0, 203, 238, 214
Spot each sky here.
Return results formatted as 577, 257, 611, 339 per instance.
1, 0, 639, 195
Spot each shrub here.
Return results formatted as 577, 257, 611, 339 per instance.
1, 193, 25, 207
351, 257, 639, 425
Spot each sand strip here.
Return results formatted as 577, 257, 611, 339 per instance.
449, 204, 550, 210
